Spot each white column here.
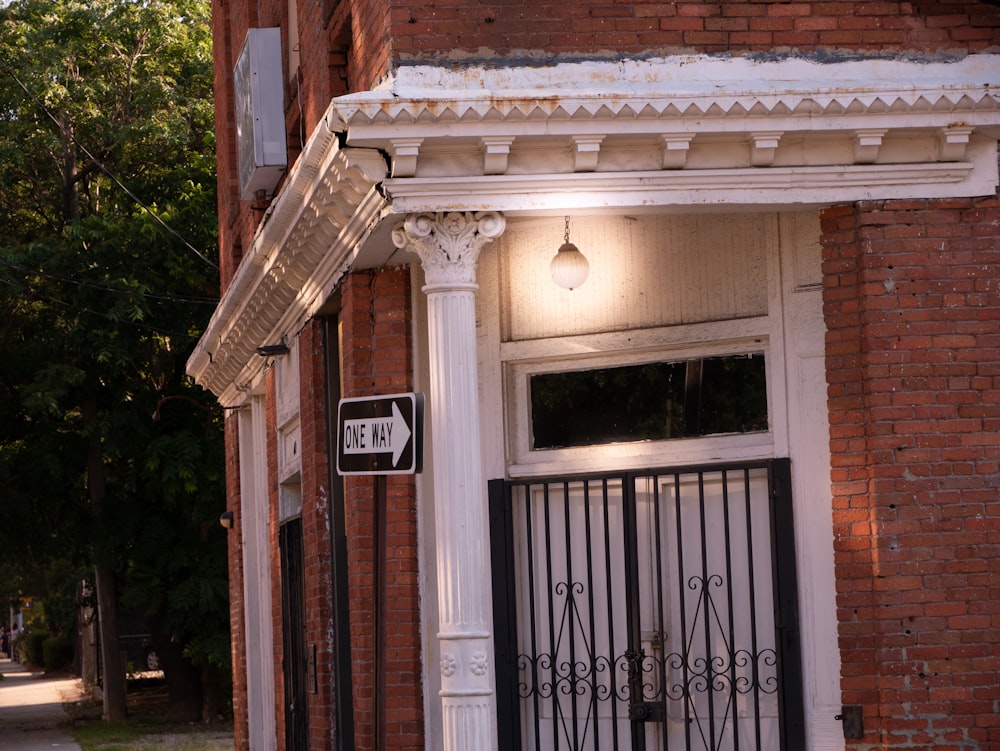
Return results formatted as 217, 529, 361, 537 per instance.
392, 211, 506, 751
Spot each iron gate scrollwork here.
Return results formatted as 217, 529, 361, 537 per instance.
489, 459, 805, 751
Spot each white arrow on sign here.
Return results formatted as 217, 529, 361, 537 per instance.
341, 401, 412, 467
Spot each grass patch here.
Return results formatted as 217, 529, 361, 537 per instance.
74, 723, 144, 749
75, 731, 233, 751
70, 678, 233, 751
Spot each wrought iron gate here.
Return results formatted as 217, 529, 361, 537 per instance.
489, 459, 804, 751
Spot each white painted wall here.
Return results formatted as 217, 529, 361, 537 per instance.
501, 214, 768, 342
468, 209, 841, 749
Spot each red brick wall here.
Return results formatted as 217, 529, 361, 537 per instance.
213, 0, 1000, 292
212, 0, 391, 293
390, 0, 1000, 59
224, 414, 250, 751
212, 3, 1000, 749
225, 323, 351, 751
339, 269, 424, 751
298, 319, 337, 751
821, 197, 1000, 749
211, 0, 239, 291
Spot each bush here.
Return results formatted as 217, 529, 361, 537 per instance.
42, 635, 73, 670
12, 629, 47, 666
27, 630, 47, 666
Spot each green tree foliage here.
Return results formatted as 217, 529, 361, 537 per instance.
0, 0, 228, 723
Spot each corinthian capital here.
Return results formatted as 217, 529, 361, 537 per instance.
392, 211, 506, 288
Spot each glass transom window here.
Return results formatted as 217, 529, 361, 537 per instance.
529, 353, 767, 450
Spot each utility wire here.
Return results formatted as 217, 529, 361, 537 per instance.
0, 276, 205, 339
0, 258, 219, 305
0, 54, 220, 273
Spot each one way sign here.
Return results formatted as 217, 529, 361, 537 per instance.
337, 393, 423, 475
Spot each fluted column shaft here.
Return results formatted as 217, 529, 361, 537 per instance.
392, 211, 506, 751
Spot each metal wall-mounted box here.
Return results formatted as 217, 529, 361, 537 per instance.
234, 28, 287, 201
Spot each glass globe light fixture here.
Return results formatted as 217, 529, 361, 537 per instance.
550, 216, 589, 290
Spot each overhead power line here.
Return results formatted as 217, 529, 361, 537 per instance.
0, 275, 207, 339
0, 258, 219, 306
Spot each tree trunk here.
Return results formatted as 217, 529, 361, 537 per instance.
59, 114, 80, 225
200, 665, 221, 725
93, 563, 127, 721
149, 626, 203, 722
83, 395, 128, 722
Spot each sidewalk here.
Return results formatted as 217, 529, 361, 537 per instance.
0, 657, 84, 750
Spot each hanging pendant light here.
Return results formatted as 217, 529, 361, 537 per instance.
550, 216, 589, 290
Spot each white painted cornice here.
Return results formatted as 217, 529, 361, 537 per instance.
188, 54, 1000, 401
334, 86, 1000, 137
186, 121, 387, 404
329, 55, 1000, 204
331, 55, 1000, 131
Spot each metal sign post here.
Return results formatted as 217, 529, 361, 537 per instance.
336, 392, 424, 751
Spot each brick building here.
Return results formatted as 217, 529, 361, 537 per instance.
187, 1, 1000, 750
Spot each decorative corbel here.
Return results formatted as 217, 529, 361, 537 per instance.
571, 135, 605, 172
481, 137, 515, 175
749, 131, 782, 167
939, 126, 974, 162
389, 138, 424, 177
660, 133, 695, 169
853, 129, 887, 164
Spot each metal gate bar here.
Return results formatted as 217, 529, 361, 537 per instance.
490, 459, 804, 751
